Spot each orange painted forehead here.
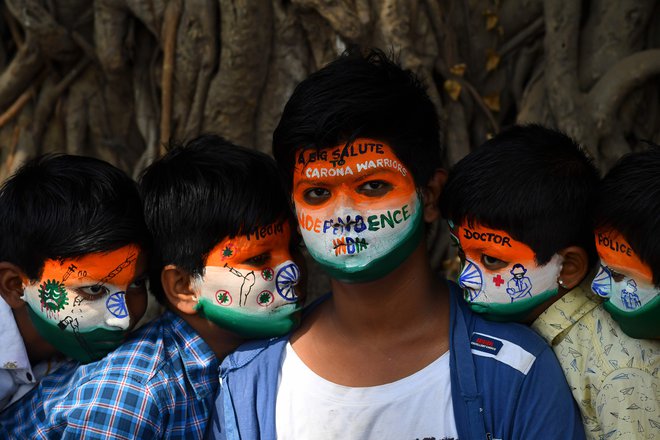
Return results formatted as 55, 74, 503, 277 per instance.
595, 230, 652, 280
456, 222, 535, 262
40, 245, 141, 287
206, 222, 291, 267
292, 138, 413, 188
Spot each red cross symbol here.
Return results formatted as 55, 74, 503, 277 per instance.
493, 274, 505, 287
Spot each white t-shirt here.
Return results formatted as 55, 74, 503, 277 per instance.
275, 342, 458, 440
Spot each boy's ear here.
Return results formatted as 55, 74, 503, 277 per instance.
161, 265, 198, 315
0, 262, 28, 309
557, 246, 589, 290
422, 169, 448, 223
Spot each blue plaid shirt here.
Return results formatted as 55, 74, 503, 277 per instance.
0, 311, 219, 439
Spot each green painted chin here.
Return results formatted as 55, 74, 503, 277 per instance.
604, 295, 660, 339
466, 288, 559, 322
195, 297, 301, 338
27, 306, 126, 363
316, 208, 424, 284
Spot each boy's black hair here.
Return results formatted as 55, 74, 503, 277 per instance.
440, 124, 600, 265
0, 154, 149, 280
139, 134, 291, 303
273, 48, 442, 189
593, 146, 660, 285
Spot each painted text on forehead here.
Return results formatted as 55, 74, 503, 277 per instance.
595, 230, 652, 280
206, 222, 291, 267
457, 223, 535, 262
293, 139, 411, 182
40, 245, 141, 288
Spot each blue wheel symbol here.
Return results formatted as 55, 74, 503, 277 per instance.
106, 292, 129, 318
459, 260, 484, 301
591, 264, 612, 298
275, 263, 300, 301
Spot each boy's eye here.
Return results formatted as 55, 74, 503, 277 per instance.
609, 269, 625, 282
481, 254, 507, 270
128, 276, 147, 290
356, 180, 392, 197
76, 285, 110, 299
303, 188, 331, 205
242, 252, 271, 267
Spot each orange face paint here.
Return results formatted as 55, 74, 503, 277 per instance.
206, 221, 293, 270
293, 139, 416, 213
595, 230, 652, 283
456, 223, 535, 264
39, 244, 142, 289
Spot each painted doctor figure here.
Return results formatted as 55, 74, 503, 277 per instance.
506, 264, 533, 301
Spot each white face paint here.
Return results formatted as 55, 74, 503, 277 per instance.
23, 281, 135, 332
592, 262, 658, 311
297, 193, 421, 273
195, 260, 299, 312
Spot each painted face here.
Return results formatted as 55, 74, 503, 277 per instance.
451, 221, 563, 321
22, 245, 147, 363
292, 139, 423, 283
193, 221, 302, 338
592, 230, 659, 339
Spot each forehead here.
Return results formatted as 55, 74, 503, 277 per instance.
40, 245, 142, 286
206, 222, 291, 267
292, 139, 412, 186
456, 222, 535, 262
595, 230, 652, 279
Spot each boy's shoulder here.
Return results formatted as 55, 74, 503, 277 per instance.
1, 310, 219, 438
450, 281, 551, 361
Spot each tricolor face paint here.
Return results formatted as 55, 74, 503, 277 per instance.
292, 139, 423, 283
193, 221, 302, 338
451, 222, 563, 321
592, 230, 659, 339
22, 245, 147, 363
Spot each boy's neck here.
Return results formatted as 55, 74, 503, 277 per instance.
290, 241, 451, 386
172, 309, 245, 360
12, 306, 60, 364
328, 243, 449, 335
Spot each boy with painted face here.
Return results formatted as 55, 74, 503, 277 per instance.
441, 126, 598, 323
2, 136, 302, 439
442, 126, 658, 439
0, 154, 148, 411
207, 51, 584, 440
592, 147, 660, 339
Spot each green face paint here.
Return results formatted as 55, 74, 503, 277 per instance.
195, 297, 301, 338
465, 287, 559, 322
27, 306, 127, 363
602, 296, 660, 339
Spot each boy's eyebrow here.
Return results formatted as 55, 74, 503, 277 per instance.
293, 178, 333, 190
353, 168, 402, 183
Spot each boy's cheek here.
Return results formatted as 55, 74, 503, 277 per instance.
125, 286, 148, 328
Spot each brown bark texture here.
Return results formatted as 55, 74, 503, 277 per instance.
0, 0, 659, 295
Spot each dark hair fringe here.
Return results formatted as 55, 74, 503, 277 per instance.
593, 145, 660, 285
0, 154, 149, 280
273, 48, 443, 189
440, 124, 600, 265
139, 134, 292, 303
